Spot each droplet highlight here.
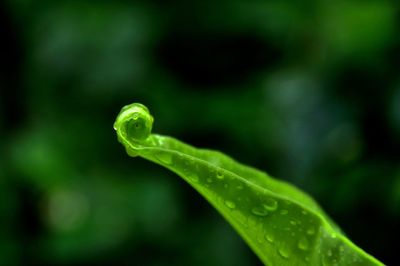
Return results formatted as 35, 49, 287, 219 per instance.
189, 174, 199, 182
265, 233, 274, 243
298, 237, 309, 251
251, 206, 269, 217
307, 227, 316, 235
216, 170, 224, 179
278, 245, 290, 259
264, 198, 278, 211
224, 200, 236, 209
280, 209, 288, 215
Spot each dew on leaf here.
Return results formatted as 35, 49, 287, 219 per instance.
264, 198, 278, 211
216, 170, 224, 179
278, 245, 290, 259
265, 233, 274, 243
307, 227, 316, 235
224, 200, 236, 209
251, 206, 269, 217
298, 237, 309, 250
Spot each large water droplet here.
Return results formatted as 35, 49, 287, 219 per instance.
278, 245, 290, 259
216, 170, 224, 179
298, 237, 309, 250
224, 200, 236, 209
155, 152, 172, 164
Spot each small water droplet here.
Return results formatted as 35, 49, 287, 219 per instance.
132, 113, 139, 120
257, 235, 265, 244
265, 233, 274, 243
216, 170, 224, 179
251, 206, 269, 217
189, 174, 199, 182
302, 210, 307, 215
155, 152, 172, 164
290, 220, 297, 226
280, 209, 288, 215
327, 250, 332, 257
206, 178, 212, 183
339, 246, 344, 253
278, 246, 290, 259
298, 237, 309, 250
307, 227, 315, 235
224, 200, 236, 209
223, 183, 228, 189
264, 198, 278, 211
236, 184, 244, 190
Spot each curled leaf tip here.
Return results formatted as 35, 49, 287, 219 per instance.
114, 103, 154, 147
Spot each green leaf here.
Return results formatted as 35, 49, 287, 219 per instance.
114, 103, 383, 266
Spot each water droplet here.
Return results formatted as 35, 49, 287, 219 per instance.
251, 206, 269, 217
132, 113, 139, 120
216, 170, 224, 179
264, 198, 278, 211
278, 245, 290, 259
280, 209, 288, 215
224, 200, 236, 209
290, 220, 297, 226
189, 174, 199, 182
236, 184, 244, 190
257, 235, 265, 244
339, 246, 344, 253
155, 152, 172, 164
298, 237, 309, 250
206, 178, 212, 183
223, 183, 228, 189
302, 210, 307, 215
265, 233, 274, 243
327, 250, 332, 257
307, 227, 315, 235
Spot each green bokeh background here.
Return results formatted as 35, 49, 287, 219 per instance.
1, 1, 399, 265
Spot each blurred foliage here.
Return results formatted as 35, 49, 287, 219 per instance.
0, 0, 399, 265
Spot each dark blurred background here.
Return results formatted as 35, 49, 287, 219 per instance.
1, 1, 399, 265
